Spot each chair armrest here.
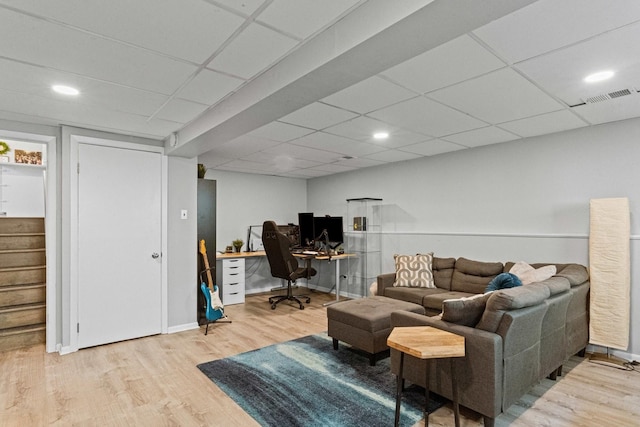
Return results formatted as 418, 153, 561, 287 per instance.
377, 273, 396, 295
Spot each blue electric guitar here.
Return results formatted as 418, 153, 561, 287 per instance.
199, 240, 229, 334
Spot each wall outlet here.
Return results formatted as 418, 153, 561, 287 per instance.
180, 209, 188, 220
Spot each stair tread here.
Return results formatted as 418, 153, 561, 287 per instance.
0, 323, 46, 337
0, 265, 46, 272
0, 248, 46, 254
0, 283, 46, 291
0, 302, 46, 313
0, 233, 45, 237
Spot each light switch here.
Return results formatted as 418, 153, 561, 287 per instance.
180, 209, 188, 220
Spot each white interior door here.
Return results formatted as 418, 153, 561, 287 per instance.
77, 143, 162, 348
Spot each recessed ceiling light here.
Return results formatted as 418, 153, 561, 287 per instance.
52, 85, 80, 96
584, 70, 614, 83
373, 132, 389, 140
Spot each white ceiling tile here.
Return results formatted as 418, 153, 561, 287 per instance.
323, 116, 432, 148
0, 88, 179, 138
473, 0, 640, 63
220, 159, 279, 172
257, 0, 360, 39
364, 150, 422, 162
204, 135, 281, 158
155, 99, 209, 124
279, 102, 358, 129
571, 94, 640, 125
322, 76, 417, 114
306, 163, 355, 173
0, 7, 197, 95
400, 139, 466, 156
428, 68, 564, 124
178, 69, 244, 105
499, 110, 588, 138
1, 0, 245, 64
197, 151, 234, 168
515, 22, 640, 107
240, 151, 322, 171
442, 126, 520, 148
249, 121, 314, 141
263, 143, 344, 163
212, 0, 266, 16
324, 116, 429, 148
331, 157, 384, 169
368, 96, 486, 137
285, 169, 334, 178
291, 132, 386, 157
0, 58, 168, 116
381, 35, 505, 93
208, 22, 298, 79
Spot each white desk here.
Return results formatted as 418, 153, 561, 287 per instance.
293, 252, 355, 306
216, 251, 355, 304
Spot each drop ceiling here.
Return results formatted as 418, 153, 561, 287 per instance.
1, 0, 639, 178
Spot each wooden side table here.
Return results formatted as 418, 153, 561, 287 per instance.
387, 326, 465, 427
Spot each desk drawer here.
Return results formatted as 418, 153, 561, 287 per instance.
223, 282, 245, 305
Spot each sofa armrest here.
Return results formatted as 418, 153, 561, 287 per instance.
389, 311, 503, 419
377, 272, 396, 295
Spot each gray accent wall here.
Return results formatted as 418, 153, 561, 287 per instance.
307, 117, 640, 358
167, 156, 198, 329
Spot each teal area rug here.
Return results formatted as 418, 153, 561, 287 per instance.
197, 333, 444, 427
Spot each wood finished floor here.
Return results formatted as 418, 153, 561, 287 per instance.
1, 291, 639, 426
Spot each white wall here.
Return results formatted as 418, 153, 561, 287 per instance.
204, 170, 309, 294
308, 117, 640, 358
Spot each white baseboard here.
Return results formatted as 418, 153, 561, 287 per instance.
587, 344, 640, 363
59, 345, 76, 355
167, 322, 199, 334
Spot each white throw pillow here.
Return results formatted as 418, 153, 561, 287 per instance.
510, 261, 556, 285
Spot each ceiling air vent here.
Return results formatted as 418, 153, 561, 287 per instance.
582, 88, 636, 105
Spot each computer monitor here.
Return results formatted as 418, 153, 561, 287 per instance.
313, 215, 344, 249
298, 212, 315, 248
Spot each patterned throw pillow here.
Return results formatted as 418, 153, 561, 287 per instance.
393, 253, 435, 288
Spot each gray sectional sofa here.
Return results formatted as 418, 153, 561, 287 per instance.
377, 257, 590, 427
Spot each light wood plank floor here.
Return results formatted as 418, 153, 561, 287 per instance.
1, 291, 639, 426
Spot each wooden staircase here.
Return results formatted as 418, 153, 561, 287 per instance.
0, 217, 46, 351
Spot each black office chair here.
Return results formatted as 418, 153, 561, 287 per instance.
262, 220, 316, 310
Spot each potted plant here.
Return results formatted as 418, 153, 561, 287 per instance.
197, 163, 207, 179
0, 140, 9, 163
232, 239, 244, 252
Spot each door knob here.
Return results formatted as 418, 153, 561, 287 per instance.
152, 252, 160, 259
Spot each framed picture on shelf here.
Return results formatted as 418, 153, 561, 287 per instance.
15, 149, 42, 165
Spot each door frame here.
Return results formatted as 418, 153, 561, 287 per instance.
67, 134, 167, 353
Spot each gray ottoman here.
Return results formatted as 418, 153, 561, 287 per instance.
327, 296, 426, 365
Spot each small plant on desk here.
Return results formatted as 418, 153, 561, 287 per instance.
232, 239, 244, 252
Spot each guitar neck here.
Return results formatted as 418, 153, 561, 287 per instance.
199, 240, 215, 290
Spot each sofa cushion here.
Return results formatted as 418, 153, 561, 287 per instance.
433, 256, 456, 290
451, 257, 503, 294
383, 286, 445, 306
393, 253, 435, 288
485, 272, 522, 292
476, 283, 551, 332
422, 291, 475, 312
555, 264, 589, 286
441, 292, 492, 327
538, 276, 571, 295
509, 261, 556, 285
